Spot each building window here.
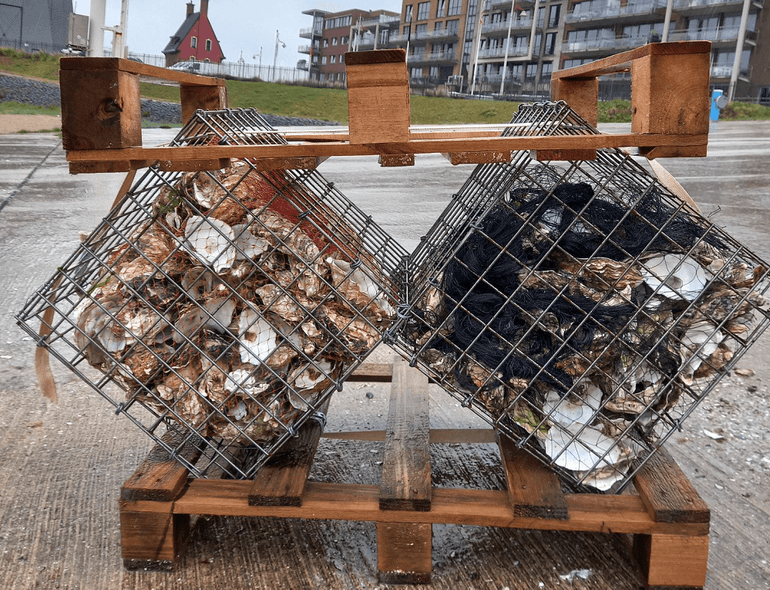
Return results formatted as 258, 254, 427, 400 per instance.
321, 56, 327, 65
447, 0, 462, 16
405, 5, 413, 22
191, 36, 197, 48
339, 54, 344, 64
526, 63, 538, 80
331, 55, 336, 63
415, 23, 428, 35
205, 39, 212, 51
417, 1, 430, 20
437, 0, 446, 18
323, 38, 329, 47
548, 5, 560, 28
341, 35, 349, 44
435, 21, 443, 32
446, 19, 460, 34
545, 32, 557, 55
541, 61, 553, 78
332, 37, 338, 45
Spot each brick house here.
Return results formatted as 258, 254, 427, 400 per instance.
163, 0, 225, 66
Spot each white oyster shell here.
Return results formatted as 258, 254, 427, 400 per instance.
642, 254, 709, 301
184, 216, 235, 272
545, 425, 622, 473
681, 320, 725, 376
238, 308, 278, 365
543, 382, 602, 429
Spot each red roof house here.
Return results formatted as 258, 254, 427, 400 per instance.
163, 1, 225, 66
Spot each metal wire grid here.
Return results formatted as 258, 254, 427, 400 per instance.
17, 109, 409, 479
393, 105, 770, 491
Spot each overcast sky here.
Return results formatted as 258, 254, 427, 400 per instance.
80, 0, 401, 67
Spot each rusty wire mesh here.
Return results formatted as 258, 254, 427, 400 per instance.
393, 102, 770, 491
17, 109, 409, 479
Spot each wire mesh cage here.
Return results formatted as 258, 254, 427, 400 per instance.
17, 108, 409, 479
393, 102, 770, 492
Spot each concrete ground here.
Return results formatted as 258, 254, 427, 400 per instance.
0, 121, 768, 590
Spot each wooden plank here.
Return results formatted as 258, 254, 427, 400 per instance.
377, 522, 432, 584
248, 399, 331, 507
446, 151, 510, 165
64, 132, 710, 164
60, 56, 227, 88
180, 84, 228, 124
633, 533, 709, 587
121, 429, 201, 502
346, 49, 410, 144
632, 447, 711, 525
60, 68, 142, 151
631, 50, 710, 137
323, 428, 497, 444
551, 41, 711, 81
550, 77, 599, 126
379, 358, 431, 511
379, 153, 415, 167
497, 435, 569, 520
648, 159, 701, 211
120, 500, 189, 569
173, 480, 710, 536
347, 362, 394, 382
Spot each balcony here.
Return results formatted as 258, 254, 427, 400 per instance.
711, 64, 750, 78
482, 18, 533, 36
391, 28, 460, 45
358, 15, 401, 28
491, 0, 535, 9
299, 27, 323, 39
409, 50, 458, 65
668, 27, 758, 45
476, 46, 530, 60
298, 45, 313, 55
566, 0, 667, 27
673, 0, 759, 14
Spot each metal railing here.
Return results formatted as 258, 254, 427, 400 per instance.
482, 18, 533, 34
566, 0, 666, 23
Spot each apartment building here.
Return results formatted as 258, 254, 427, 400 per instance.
299, 8, 400, 83
301, 0, 769, 102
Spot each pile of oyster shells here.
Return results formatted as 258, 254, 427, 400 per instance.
414, 227, 768, 491
74, 162, 394, 444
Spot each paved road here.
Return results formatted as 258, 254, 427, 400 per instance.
1, 122, 769, 590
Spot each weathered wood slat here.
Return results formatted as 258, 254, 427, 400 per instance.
323, 428, 496, 444
633, 447, 711, 524
497, 435, 569, 520
633, 532, 709, 587
172, 479, 709, 536
120, 429, 201, 502
248, 399, 331, 507
379, 357, 431, 512
64, 132, 709, 165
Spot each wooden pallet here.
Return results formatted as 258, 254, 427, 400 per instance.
119, 357, 710, 588
61, 41, 711, 174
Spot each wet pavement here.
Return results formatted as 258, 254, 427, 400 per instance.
1, 121, 769, 590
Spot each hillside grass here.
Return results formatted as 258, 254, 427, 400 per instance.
2, 47, 769, 123
0, 100, 60, 116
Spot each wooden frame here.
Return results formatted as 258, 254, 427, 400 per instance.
60, 42, 710, 174
120, 359, 710, 587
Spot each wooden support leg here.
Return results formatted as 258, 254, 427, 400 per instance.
632, 447, 710, 587
633, 533, 709, 588
377, 357, 432, 583
119, 430, 202, 570
377, 522, 432, 585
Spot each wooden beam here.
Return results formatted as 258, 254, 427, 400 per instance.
632, 447, 710, 525
379, 357, 432, 512
497, 435, 569, 520
248, 399, 330, 507
173, 479, 710, 536
65, 132, 709, 166
346, 49, 410, 145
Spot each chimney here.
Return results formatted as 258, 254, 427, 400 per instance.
186, 2, 194, 17
201, 0, 209, 15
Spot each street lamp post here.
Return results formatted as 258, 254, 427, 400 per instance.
273, 30, 286, 82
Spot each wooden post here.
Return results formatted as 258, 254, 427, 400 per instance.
377, 357, 432, 584
345, 50, 411, 146
550, 77, 599, 127
632, 447, 710, 587
119, 430, 202, 570
180, 84, 229, 124
60, 67, 142, 151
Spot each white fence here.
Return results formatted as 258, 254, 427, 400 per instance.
114, 51, 310, 83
